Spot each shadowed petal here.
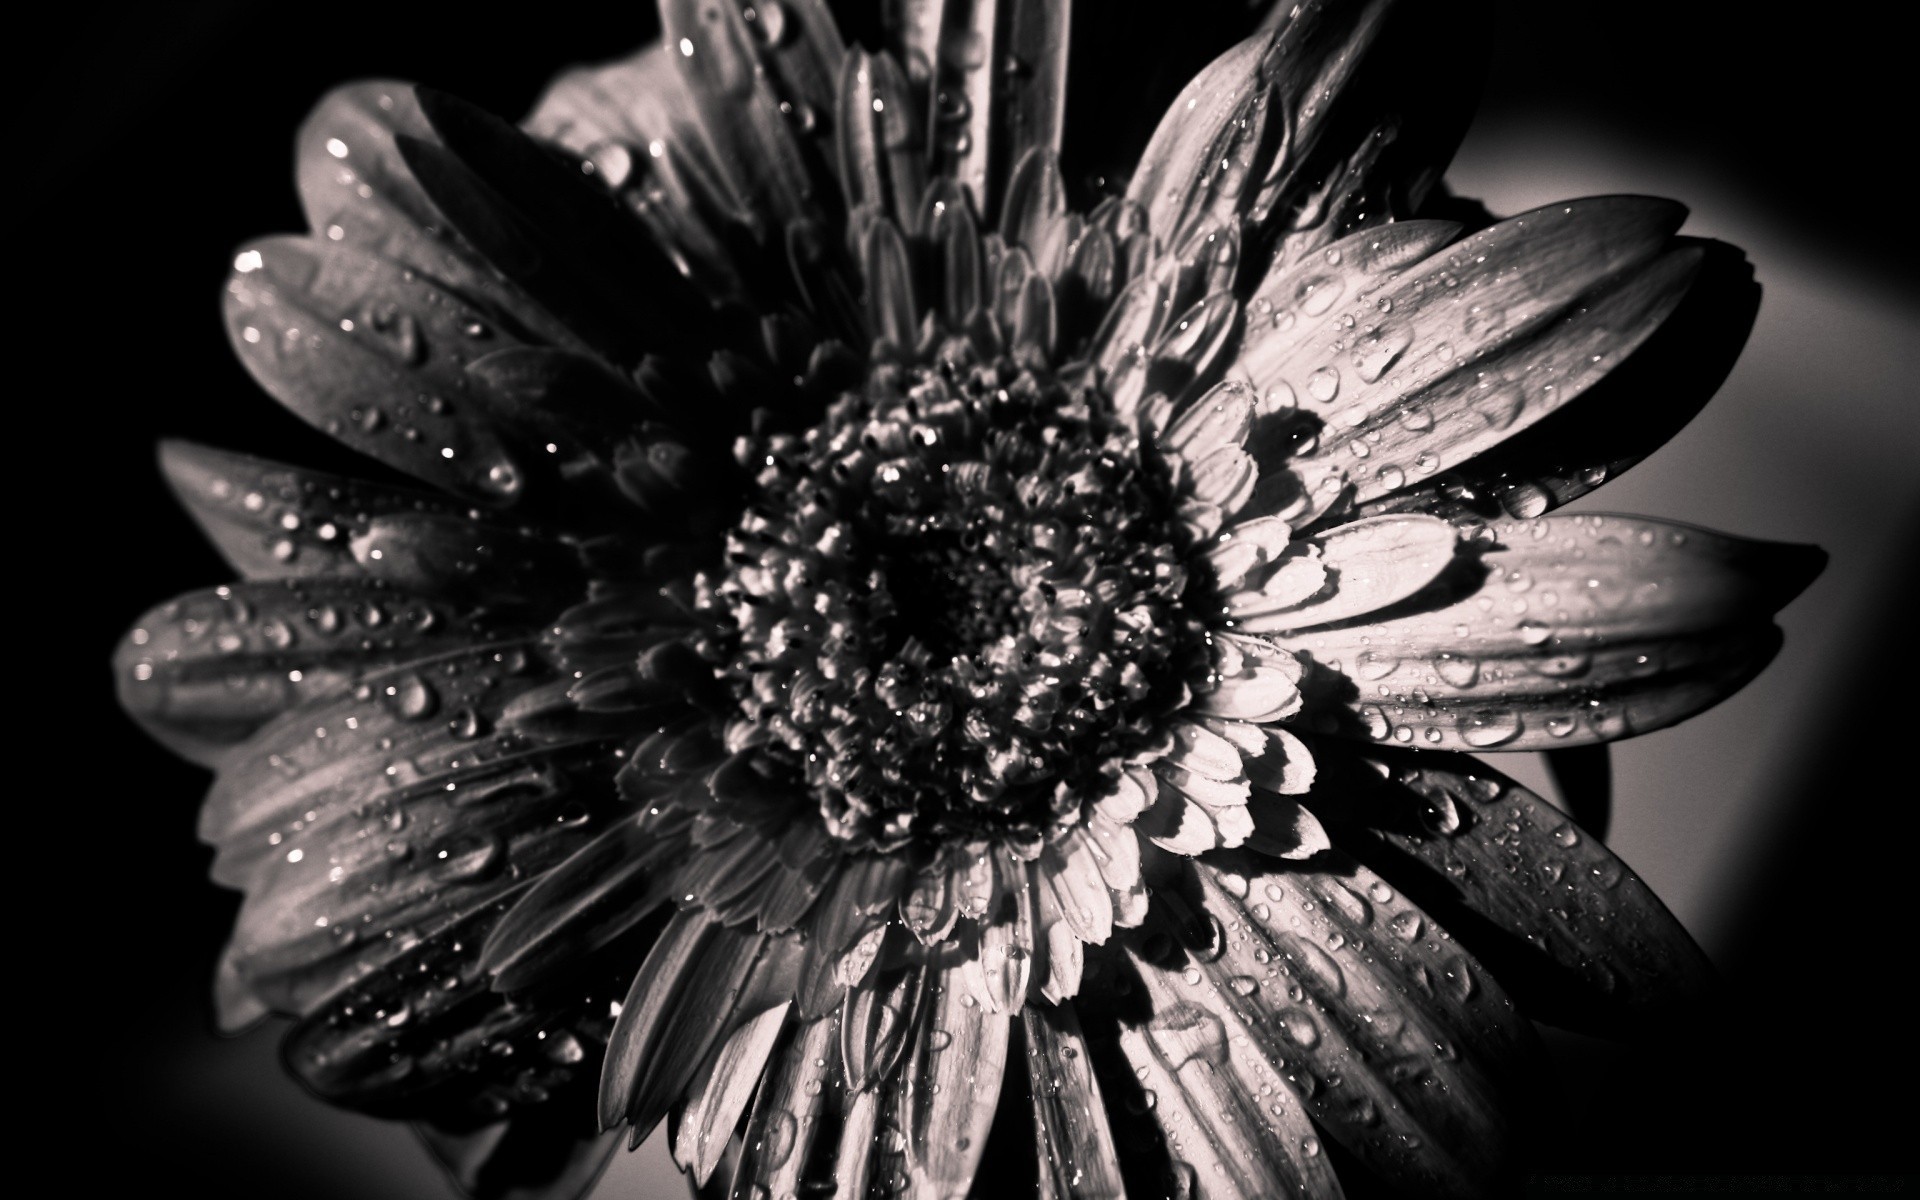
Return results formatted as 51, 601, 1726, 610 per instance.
1288, 515, 1824, 750
660, 0, 839, 235
726, 1017, 842, 1199
599, 913, 800, 1142
1139, 856, 1538, 1197
223, 236, 542, 505
920, 0, 1071, 223
1308, 741, 1716, 1032
838, 48, 925, 232
297, 81, 595, 357
155, 442, 584, 599
282, 893, 625, 1127
1360, 240, 1760, 523
480, 812, 691, 994
1022, 1002, 1129, 1200
1246, 199, 1699, 524
1125, 0, 1393, 250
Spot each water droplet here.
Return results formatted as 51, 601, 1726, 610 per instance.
764, 1110, 798, 1167
1457, 709, 1522, 747
1306, 366, 1340, 403
1388, 911, 1423, 941
1354, 651, 1399, 681
1435, 654, 1479, 688
1297, 274, 1344, 316
1475, 385, 1525, 430
386, 675, 438, 721
1351, 326, 1412, 383
1517, 619, 1553, 645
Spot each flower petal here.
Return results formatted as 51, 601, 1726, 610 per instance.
282, 894, 617, 1119
1173, 856, 1538, 1196
675, 1001, 792, 1184
726, 1017, 840, 1200
1021, 1002, 1128, 1200
1360, 240, 1760, 523
924, 0, 1070, 222
407, 86, 711, 360
298, 82, 596, 357
1114, 959, 1345, 1200
837, 47, 925, 231
1309, 742, 1715, 1031
1045, 829, 1115, 946
1226, 512, 1458, 631
116, 580, 492, 764
842, 962, 926, 1093
600, 912, 797, 1141
1240, 724, 1317, 795
902, 962, 1011, 1197
479, 812, 689, 994
155, 442, 585, 598
223, 237, 541, 505
1125, 0, 1393, 249
1191, 662, 1301, 722
659, 0, 838, 236
1245, 792, 1331, 859
1288, 515, 1824, 750
1251, 200, 1701, 523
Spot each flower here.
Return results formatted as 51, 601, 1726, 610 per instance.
113, 1, 1823, 1197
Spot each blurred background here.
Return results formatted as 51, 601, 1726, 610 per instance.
21, 2, 1915, 1196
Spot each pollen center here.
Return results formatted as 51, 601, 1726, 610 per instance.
700, 346, 1212, 850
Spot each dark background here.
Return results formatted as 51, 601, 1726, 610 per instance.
20, 3, 1916, 1197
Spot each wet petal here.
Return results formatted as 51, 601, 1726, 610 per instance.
1226, 513, 1458, 631
600, 913, 797, 1140
675, 1002, 792, 1184
1245, 792, 1330, 860
1191, 663, 1301, 723
726, 1017, 840, 1200
1288, 515, 1823, 750
116, 580, 493, 764
1114, 959, 1345, 1200
924, 0, 1071, 222
902, 961, 1010, 1196
1021, 1002, 1128, 1200
1125, 0, 1393, 249
297, 81, 595, 357
1177, 856, 1536, 1196
1361, 241, 1760, 523
1310, 742, 1715, 1031
837, 47, 925, 231
479, 813, 688, 994
1248, 200, 1700, 523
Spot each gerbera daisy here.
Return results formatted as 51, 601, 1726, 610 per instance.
113, 1, 1824, 1197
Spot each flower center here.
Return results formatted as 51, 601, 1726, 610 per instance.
699, 342, 1213, 850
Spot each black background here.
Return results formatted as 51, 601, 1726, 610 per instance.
19, 3, 1916, 1197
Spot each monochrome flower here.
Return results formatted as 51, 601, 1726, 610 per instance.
115, 2, 1821, 1196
